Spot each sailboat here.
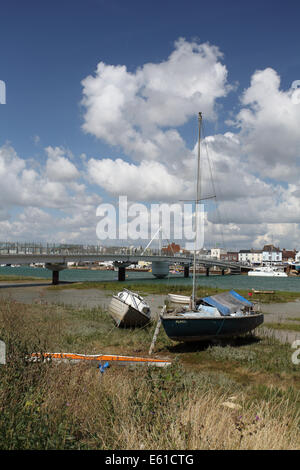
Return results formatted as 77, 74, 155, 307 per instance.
108, 288, 151, 328
160, 113, 264, 342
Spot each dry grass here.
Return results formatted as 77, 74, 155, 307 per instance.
0, 298, 299, 450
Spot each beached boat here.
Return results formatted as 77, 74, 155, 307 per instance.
161, 290, 263, 342
167, 293, 191, 305
248, 266, 287, 277
108, 288, 151, 328
160, 112, 264, 343
252, 288, 274, 294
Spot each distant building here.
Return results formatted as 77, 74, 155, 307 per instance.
162, 242, 180, 254
220, 252, 239, 262
211, 248, 227, 260
238, 250, 250, 263
281, 249, 296, 263
262, 244, 278, 252
238, 249, 263, 265
250, 250, 263, 265
262, 245, 282, 264
295, 251, 300, 263
180, 248, 191, 255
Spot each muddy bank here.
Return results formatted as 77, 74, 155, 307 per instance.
259, 302, 300, 344
0, 281, 165, 318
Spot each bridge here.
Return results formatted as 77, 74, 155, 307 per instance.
0, 242, 246, 284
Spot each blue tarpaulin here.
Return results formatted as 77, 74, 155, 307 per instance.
229, 290, 253, 306
201, 296, 231, 316
201, 290, 253, 316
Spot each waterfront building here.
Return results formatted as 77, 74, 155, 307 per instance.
220, 252, 239, 262
295, 251, 300, 263
281, 249, 296, 263
238, 249, 263, 265
262, 245, 282, 264
162, 242, 181, 254
211, 248, 227, 260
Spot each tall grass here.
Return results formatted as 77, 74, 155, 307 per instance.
0, 298, 299, 450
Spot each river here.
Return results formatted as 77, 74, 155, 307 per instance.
1, 265, 300, 291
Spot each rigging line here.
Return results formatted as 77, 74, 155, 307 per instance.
202, 122, 228, 252
123, 317, 155, 339
105, 322, 119, 339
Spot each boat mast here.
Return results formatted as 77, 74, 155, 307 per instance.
191, 112, 202, 309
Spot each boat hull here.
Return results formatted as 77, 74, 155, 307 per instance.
161, 313, 264, 342
167, 294, 190, 305
248, 271, 287, 277
108, 296, 150, 328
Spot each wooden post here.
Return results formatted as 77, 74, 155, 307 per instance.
149, 316, 162, 355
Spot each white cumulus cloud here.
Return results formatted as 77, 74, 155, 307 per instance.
81, 38, 231, 164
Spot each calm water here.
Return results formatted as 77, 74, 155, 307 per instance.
1, 266, 300, 291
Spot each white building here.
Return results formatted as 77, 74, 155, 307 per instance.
210, 248, 227, 260
262, 250, 282, 264
250, 251, 263, 265
238, 250, 250, 263
238, 250, 263, 265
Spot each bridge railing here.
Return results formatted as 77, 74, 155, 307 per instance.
0, 242, 246, 269
0, 242, 192, 258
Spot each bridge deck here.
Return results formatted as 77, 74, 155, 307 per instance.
0, 253, 243, 271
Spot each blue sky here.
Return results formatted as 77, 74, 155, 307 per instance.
1, 0, 300, 248
1, 0, 299, 155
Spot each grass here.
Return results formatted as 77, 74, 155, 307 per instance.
251, 290, 300, 303
0, 298, 299, 450
0, 275, 46, 281
264, 322, 300, 333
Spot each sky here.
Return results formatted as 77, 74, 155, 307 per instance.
0, 0, 300, 250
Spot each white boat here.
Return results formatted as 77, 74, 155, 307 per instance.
167, 293, 191, 305
108, 288, 151, 327
248, 266, 287, 277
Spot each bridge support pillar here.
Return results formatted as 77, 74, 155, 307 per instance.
118, 266, 126, 282
113, 261, 131, 281
206, 267, 210, 276
52, 270, 59, 285
184, 265, 190, 278
45, 263, 67, 285
151, 261, 169, 279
